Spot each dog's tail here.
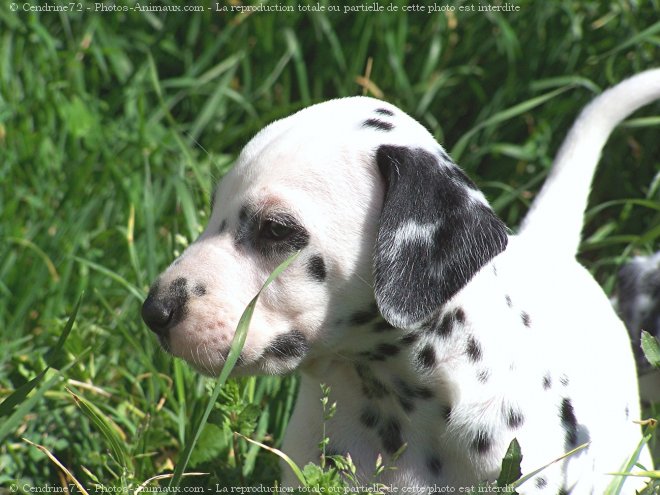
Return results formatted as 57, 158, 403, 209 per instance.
519, 69, 660, 257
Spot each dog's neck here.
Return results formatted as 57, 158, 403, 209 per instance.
291, 264, 519, 484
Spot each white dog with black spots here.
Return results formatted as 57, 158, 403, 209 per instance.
142, 69, 660, 493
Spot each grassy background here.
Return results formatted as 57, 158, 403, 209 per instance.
1, 0, 659, 490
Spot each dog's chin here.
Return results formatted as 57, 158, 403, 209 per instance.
167, 346, 307, 378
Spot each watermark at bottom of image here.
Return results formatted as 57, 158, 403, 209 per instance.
3, 483, 518, 495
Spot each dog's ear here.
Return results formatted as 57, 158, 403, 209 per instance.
374, 145, 508, 329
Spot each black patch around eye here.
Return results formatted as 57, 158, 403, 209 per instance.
307, 255, 326, 282
192, 283, 206, 296
363, 118, 394, 131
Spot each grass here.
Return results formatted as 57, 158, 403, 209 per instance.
1, 0, 659, 491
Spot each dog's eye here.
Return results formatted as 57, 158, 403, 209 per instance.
261, 220, 294, 241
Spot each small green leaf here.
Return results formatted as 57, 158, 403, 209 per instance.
497, 438, 523, 487
641, 331, 660, 369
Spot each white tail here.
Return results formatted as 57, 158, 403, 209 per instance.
519, 69, 660, 256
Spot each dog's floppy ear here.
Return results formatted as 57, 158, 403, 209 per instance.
374, 145, 508, 329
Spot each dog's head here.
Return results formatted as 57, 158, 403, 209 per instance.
141, 97, 508, 376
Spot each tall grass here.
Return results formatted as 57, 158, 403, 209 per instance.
1, 0, 659, 489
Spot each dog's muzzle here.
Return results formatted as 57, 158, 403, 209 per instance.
141, 278, 189, 338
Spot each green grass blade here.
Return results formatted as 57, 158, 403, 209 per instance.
451, 86, 574, 162
513, 443, 590, 489
68, 388, 132, 469
606, 420, 657, 494
0, 293, 82, 418
0, 352, 88, 444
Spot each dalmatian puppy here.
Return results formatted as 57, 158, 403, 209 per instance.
141, 69, 660, 493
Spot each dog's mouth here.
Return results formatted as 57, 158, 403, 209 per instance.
157, 328, 310, 377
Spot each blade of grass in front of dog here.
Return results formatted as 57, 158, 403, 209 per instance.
512, 442, 590, 490
169, 251, 300, 488
236, 432, 306, 486
606, 420, 658, 494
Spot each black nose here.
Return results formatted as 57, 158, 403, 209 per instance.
141, 277, 189, 335
141, 292, 175, 336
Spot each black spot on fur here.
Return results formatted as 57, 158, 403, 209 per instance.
560, 398, 578, 448
535, 477, 548, 489
362, 343, 401, 362
307, 255, 326, 282
505, 295, 512, 308
472, 430, 491, 454
521, 311, 532, 327
355, 364, 390, 399
379, 417, 404, 454
192, 283, 206, 297
442, 405, 452, 422
466, 336, 482, 362
560, 374, 570, 387
400, 333, 419, 345
427, 455, 443, 476
360, 407, 380, 428
375, 108, 394, 116
363, 118, 394, 131
351, 306, 379, 325
433, 310, 455, 337
398, 396, 415, 413
218, 219, 227, 234
396, 379, 433, 402
417, 344, 436, 369
263, 330, 308, 360
477, 369, 490, 383
543, 373, 552, 390
376, 343, 401, 358
507, 407, 525, 429
625, 404, 630, 420
373, 319, 396, 332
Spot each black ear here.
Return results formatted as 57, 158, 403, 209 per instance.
374, 145, 508, 328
